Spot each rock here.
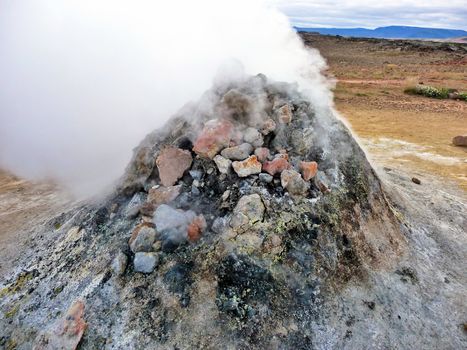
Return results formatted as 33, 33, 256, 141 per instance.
147, 185, 181, 207
230, 194, 265, 229
262, 158, 291, 176
254, 147, 270, 162
124, 192, 146, 218
232, 155, 262, 177
290, 128, 314, 155
34, 301, 87, 350
243, 127, 264, 147
260, 118, 276, 135
153, 204, 196, 233
315, 171, 331, 193
274, 151, 289, 160
412, 177, 421, 185
220, 143, 253, 160
452, 135, 467, 147
300, 161, 318, 181
213, 155, 232, 174
134, 252, 159, 274
259, 173, 273, 184
112, 251, 128, 276
193, 119, 234, 158
189, 170, 203, 180
128, 222, 154, 245
221, 89, 255, 122
187, 215, 207, 242
281, 169, 309, 196
130, 226, 157, 253
153, 204, 199, 250
156, 147, 192, 187
277, 104, 293, 123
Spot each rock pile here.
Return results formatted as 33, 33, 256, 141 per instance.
0, 74, 406, 349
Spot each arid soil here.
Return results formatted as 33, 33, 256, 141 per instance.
302, 33, 467, 191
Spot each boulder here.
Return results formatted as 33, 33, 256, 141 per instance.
193, 119, 234, 158
232, 155, 262, 177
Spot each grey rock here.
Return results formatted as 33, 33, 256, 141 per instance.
130, 226, 157, 253
153, 204, 196, 233
134, 252, 159, 274
230, 194, 265, 229
213, 155, 232, 174
243, 127, 264, 147
259, 173, 273, 184
124, 192, 146, 218
281, 169, 310, 196
111, 251, 128, 276
220, 143, 253, 160
189, 170, 203, 180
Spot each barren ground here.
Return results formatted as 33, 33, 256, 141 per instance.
303, 33, 467, 191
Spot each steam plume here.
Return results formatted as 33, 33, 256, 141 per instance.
0, 0, 331, 197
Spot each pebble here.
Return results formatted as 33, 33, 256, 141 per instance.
259, 173, 273, 183
130, 226, 157, 253
232, 155, 262, 177
112, 251, 128, 276
262, 158, 291, 176
243, 127, 264, 147
134, 252, 159, 274
281, 169, 310, 196
300, 161, 318, 181
221, 143, 253, 160
230, 194, 265, 229
213, 155, 232, 174
254, 147, 270, 162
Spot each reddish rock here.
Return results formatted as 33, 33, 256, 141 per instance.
187, 215, 207, 242
262, 158, 291, 176
260, 118, 276, 135
156, 147, 192, 187
254, 147, 270, 162
34, 301, 87, 350
300, 161, 318, 181
193, 119, 234, 158
232, 155, 262, 177
277, 104, 293, 123
148, 185, 181, 206
452, 135, 467, 147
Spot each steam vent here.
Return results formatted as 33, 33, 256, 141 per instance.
2, 74, 406, 349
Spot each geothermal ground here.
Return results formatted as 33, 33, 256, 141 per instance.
0, 36, 466, 349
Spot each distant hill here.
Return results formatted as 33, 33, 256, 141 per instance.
295, 26, 467, 39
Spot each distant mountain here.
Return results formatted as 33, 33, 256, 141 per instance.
295, 26, 467, 39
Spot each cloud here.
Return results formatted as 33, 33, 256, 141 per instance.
269, 0, 467, 30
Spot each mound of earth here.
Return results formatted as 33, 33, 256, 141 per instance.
1, 74, 411, 349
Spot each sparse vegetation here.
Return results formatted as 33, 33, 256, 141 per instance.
404, 84, 467, 101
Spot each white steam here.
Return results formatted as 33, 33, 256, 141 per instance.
0, 0, 331, 197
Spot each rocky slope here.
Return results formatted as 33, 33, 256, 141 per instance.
1, 74, 465, 349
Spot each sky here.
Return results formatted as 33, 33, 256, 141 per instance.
269, 0, 467, 31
